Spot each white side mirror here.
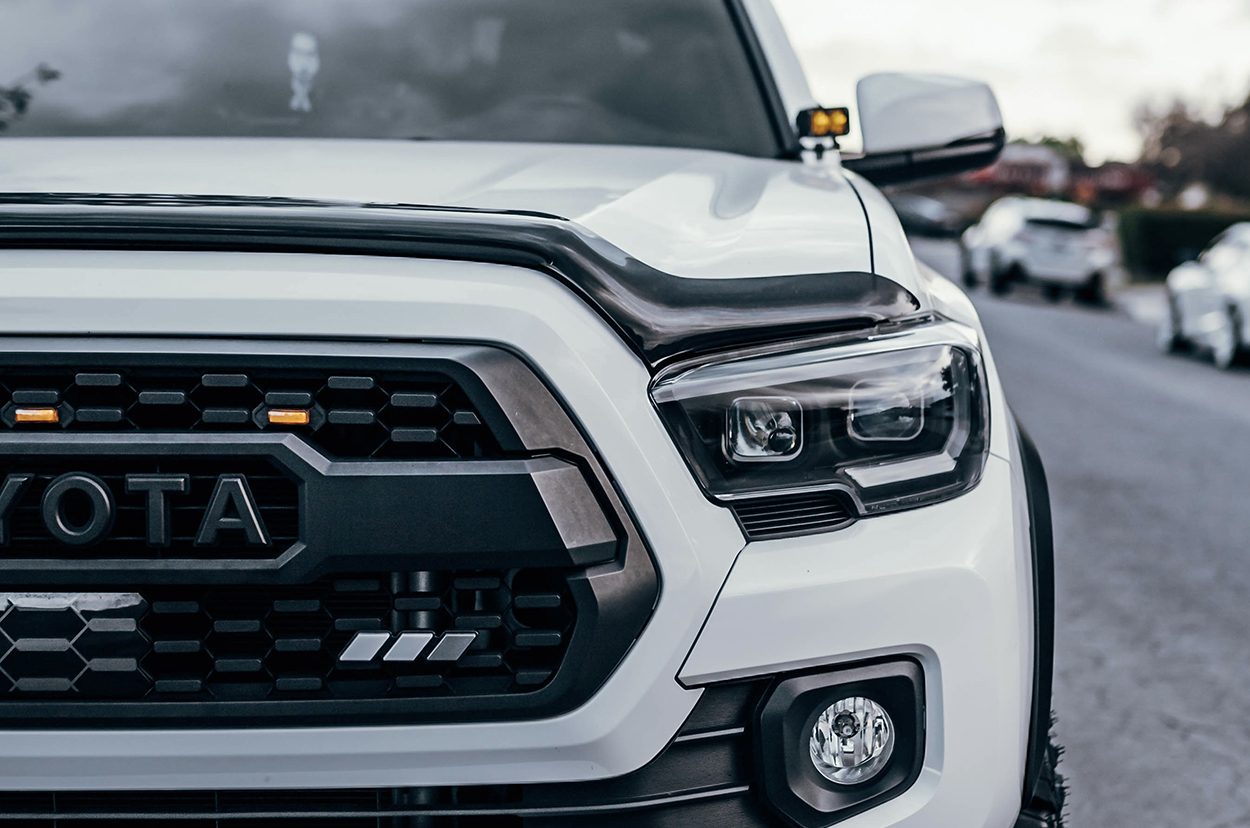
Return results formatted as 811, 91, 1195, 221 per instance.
844, 72, 1005, 186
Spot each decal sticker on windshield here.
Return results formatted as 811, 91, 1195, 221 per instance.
288, 32, 319, 113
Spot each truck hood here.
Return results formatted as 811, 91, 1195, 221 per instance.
0, 138, 876, 281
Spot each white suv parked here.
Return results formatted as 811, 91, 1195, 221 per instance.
0, 1, 1059, 826
963, 197, 1123, 304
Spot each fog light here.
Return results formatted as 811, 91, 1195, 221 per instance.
727, 397, 802, 462
809, 696, 895, 785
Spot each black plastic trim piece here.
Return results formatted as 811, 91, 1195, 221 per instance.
0, 196, 920, 370
844, 128, 1007, 187
0, 343, 623, 580
0, 680, 774, 824
0, 339, 658, 728
0, 436, 615, 580
1017, 422, 1056, 812
0, 792, 756, 822
732, 490, 857, 540
756, 659, 926, 828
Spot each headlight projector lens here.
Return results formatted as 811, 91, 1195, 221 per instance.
727, 397, 802, 461
809, 696, 895, 785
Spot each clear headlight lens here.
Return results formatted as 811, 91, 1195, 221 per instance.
650, 320, 989, 514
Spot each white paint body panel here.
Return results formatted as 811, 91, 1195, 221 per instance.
857, 73, 1002, 156
0, 6, 1034, 822
0, 249, 1033, 828
681, 458, 1030, 828
0, 250, 743, 788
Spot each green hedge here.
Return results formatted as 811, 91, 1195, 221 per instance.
1119, 208, 1250, 282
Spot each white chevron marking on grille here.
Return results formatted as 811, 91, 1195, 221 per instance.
338, 631, 391, 662
338, 630, 478, 663
382, 631, 434, 662
425, 631, 477, 662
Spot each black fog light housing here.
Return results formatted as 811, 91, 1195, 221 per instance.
757, 659, 925, 827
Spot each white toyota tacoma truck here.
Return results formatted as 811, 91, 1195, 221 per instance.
0, 1, 1059, 826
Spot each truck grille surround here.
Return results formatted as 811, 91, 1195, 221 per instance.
0, 341, 657, 727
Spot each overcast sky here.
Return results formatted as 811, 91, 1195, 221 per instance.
776, 0, 1250, 163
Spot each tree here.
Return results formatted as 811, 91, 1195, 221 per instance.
1136, 94, 1250, 200
0, 64, 61, 132
1031, 135, 1087, 165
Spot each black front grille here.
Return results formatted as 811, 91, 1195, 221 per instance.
0, 570, 573, 705
0, 343, 660, 729
733, 492, 856, 540
0, 365, 499, 460
0, 679, 778, 826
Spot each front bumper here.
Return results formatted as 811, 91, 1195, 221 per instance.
683, 455, 1033, 828
0, 249, 1036, 828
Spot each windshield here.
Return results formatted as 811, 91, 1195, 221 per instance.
0, 0, 779, 157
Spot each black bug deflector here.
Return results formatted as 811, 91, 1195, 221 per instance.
0, 194, 921, 369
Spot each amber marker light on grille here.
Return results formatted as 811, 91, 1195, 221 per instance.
14, 407, 59, 424
268, 409, 311, 426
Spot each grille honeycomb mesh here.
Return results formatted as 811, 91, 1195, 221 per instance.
0, 571, 574, 702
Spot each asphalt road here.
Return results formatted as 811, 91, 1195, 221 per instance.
914, 239, 1250, 826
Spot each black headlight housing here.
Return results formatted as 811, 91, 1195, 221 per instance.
651, 320, 989, 518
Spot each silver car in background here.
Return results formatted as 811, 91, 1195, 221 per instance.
962, 196, 1123, 303
1159, 223, 1250, 369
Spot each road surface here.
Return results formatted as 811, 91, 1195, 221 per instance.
916, 239, 1250, 827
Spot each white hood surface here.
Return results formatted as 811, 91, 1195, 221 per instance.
0, 138, 877, 282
